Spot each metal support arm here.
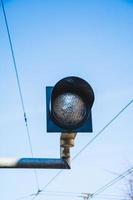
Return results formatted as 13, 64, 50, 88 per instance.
0, 158, 70, 169
0, 132, 76, 169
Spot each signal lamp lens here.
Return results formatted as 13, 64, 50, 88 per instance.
52, 92, 87, 128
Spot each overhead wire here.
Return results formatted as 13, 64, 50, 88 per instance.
41, 168, 63, 190
15, 193, 36, 200
72, 99, 133, 161
29, 166, 133, 199
26, 191, 90, 199
30, 191, 128, 200
93, 197, 130, 200
0, 0, 40, 191
94, 194, 128, 198
16, 190, 131, 200
39, 193, 79, 197
41, 99, 133, 192
31, 166, 133, 199
1, 2, 132, 200
14, 102, 133, 199
39, 191, 129, 199
16, 190, 83, 200
92, 167, 133, 197
24, 98, 133, 200
92, 194, 130, 200
41, 190, 81, 195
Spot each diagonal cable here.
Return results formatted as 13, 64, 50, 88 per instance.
41, 169, 63, 191
92, 167, 133, 197
72, 99, 133, 161
18, 99, 132, 200
0, 0, 40, 191
15, 193, 36, 200
40, 99, 133, 192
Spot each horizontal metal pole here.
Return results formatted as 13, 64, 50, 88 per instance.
0, 158, 70, 169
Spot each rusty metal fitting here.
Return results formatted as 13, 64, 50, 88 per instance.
60, 133, 76, 148
60, 133, 77, 159
60, 147, 70, 158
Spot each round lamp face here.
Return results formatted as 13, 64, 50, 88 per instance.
52, 92, 87, 128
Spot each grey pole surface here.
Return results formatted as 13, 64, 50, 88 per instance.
0, 158, 70, 169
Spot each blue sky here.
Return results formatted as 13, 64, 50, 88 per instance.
0, 0, 133, 200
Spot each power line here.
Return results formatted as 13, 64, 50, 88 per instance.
93, 198, 130, 200
17, 191, 90, 200
0, 0, 40, 191
40, 99, 133, 192
94, 194, 128, 198
35, 165, 133, 199
41, 168, 63, 190
31, 162, 133, 199
39, 193, 79, 197
16, 190, 131, 200
1, 4, 132, 195
72, 99, 133, 161
15, 193, 36, 200
16, 190, 82, 200
92, 167, 133, 197
27, 99, 133, 200
93, 195, 130, 200
0, 2, 132, 200
42, 190, 81, 195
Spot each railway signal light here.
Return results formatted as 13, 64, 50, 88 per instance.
46, 76, 94, 133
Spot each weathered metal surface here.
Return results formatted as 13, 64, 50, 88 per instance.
60, 132, 76, 148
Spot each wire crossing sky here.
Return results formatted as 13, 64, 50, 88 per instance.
0, 0, 40, 192
40, 99, 133, 193
0, 0, 133, 200
16, 99, 132, 200
93, 167, 133, 196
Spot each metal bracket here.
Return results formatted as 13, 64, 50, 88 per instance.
0, 157, 70, 169
0, 133, 76, 169
60, 132, 77, 168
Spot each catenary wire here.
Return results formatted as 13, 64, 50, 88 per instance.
39, 193, 80, 197
39, 192, 124, 199
16, 187, 132, 200
0, 1, 132, 199
39, 166, 133, 199
33, 191, 125, 197
20, 192, 91, 199
29, 192, 130, 199
92, 167, 133, 197
41, 190, 81, 195
94, 198, 130, 200
32, 167, 133, 199
25, 99, 133, 200
72, 99, 133, 161
1, 1, 131, 196
41, 99, 133, 192
93, 198, 130, 200
1, 6, 131, 196
41, 168, 63, 190
0, 0, 40, 191
16, 190, 83, 200
16, 190, 131, 200
94, 194, 128, 198
15, 193, 36, 200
